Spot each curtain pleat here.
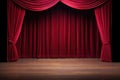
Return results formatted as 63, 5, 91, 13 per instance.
94, 0, 112, 61
12, 0, 60, 11
7, 0, 25, 61
7, 0, 112, 61
61, 0, 109, 10
17, 3, 101, 58
12, 0, 109, 11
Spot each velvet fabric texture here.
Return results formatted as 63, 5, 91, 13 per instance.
95, 0, 112, 61
17, 5, 101, 58
7, 0, 112, 61
7, 0, 25, 61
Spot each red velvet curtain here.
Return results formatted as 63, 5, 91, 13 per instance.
17, 4, 101, 58
12, 0, 109, 10
7, 0, 112, 61
12, 0, 59, 11
61, 0, 109, 9
7, 0, 25, 61
94, 0, 112, 61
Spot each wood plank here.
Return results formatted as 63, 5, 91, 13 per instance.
0, 58, 120, 80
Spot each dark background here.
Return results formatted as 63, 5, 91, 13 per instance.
111, 0, 120, 62
0, 0, 7, 62
0, 0, 119, 62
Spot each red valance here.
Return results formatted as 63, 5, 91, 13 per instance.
61, 0, 109, 10
12, 0, 60, 11
12, 0, 110, 11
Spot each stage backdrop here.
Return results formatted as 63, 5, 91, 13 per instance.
17, 3, 101, 58
7, 0, 112, 62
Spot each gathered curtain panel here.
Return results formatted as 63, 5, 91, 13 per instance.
7, 0, 25, 61
94, 0, 112, 61
7, 0, 112, 61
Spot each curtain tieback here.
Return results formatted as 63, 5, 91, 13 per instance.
8, 40, 14, 44
103, 41, 111, 45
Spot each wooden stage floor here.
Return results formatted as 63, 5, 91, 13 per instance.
0, 58, 120, 80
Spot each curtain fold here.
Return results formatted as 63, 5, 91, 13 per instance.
12, 0, 60, 11
17, 4, 101, 58
12, 0, 109, 11
7, 0, 112, 61
7, 0, 25, 61
61, 0, 109, 10
94, 0, 112, 62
